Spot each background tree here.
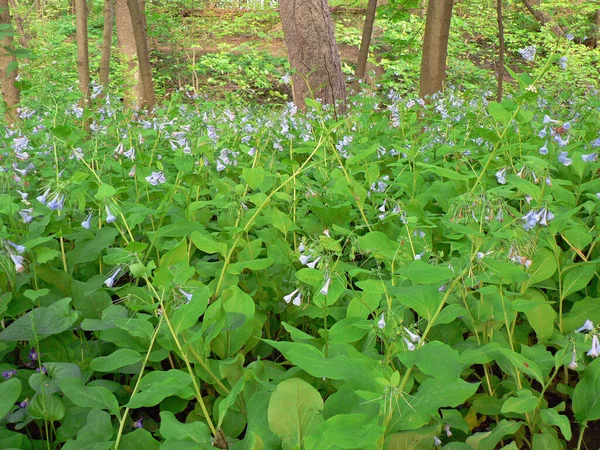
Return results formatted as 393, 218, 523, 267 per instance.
419, 0, 454, 98
521, 0, 564, 37
75, 0, 91, 108
496, 0, 505, 102
0, 0, 20, 123
115, 0, 142, 107
99, 0, 114, 88
279, 0, 346, 114
126, 0, 155, 110
354, 0, 378, 85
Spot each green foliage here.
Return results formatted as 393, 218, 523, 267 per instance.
1, 1, 600, 449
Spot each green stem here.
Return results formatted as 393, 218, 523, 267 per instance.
114, 314, 164, 450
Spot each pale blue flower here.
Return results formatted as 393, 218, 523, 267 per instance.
558, 151, 572, 166
145, 171, 166, 186
105, 206, 116, 224
587, 335, 600, 358
558, 57, 568, 70
538, 126, 547, 139
81, 213, 92, 230
539, 141, 548, 155
518, 45, 536, 61
179, 288, 193, 303
36, 187, 51, 205
7, 240, 26, 254
283, 289, 299, 304
582, 153, 598, 162
47, 194, 64, 211
576, 320, 594, 333
377, 313, 386, 329
19, 208, 34, 223
320, 277, 331, 296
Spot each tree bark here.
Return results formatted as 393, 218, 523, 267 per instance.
521, 0, 564, 37
419, 0, 454, 99
496, 0, 504, 102
8, 0, 28, 47
592, 10, 600, 48
125, 0, 155, 111
75, 0, 91, 108
354, 0, 377, 85
0, 0, 20, 123
279, 0, 347, 115
99, 0, 114, 87
115, 0, 143, 108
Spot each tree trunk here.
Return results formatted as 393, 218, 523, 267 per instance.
75, 0, 91, 108
521, 0, 564, 37
126, 0, 155, 111
115, 0, 143, 108
354, 0, 377, 85
8, 0, 29, 47
99, 0, 114, 87
279, 0, 347, 115
592, 10, 600, 48
496, 0, 504, 102
0, 0, 20, 123
419, 0, 454, 98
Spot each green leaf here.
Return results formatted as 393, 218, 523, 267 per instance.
488, 102, 512, 125
271, 207, 293, 235
58, 377, 120, 416
466, 420, 522, 450
393, 284, 440, 321
395, 378, 480, 431
573, 358, 600, 424
0, 297, 79, 341
159, 411, 212, 445
357, 231, 397, 261
95, 184, 116, 201
118, 429, 160, 450
562, 264, 596, 299
268, 378, 323, 450
28, 392, 65, 421
396, 261, 454, 285
217, 373, 245, 428
416, 162, 468, 181
501, 390, 538, 414
0, 378, 21, 418
127, 370, 194, 408
242, 167, 265, 190
539, 408, 572, 440
414, 341, 463, 381
170, 286, 209, 335
524, 248, 557, 287
295, 268, 324, 287
190, 231, 227, 257
90, 349, 142, 372
316, 413, 384, 449
67, 227, 119, 266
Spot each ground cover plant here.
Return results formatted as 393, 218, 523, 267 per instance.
2, 0, 600, 449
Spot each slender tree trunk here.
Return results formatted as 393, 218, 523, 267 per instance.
496, 0, 504, 102
419, 0, 454, 99
279, 0, 347, 115
592, 10, 600, 48
75, 0, 91, 108
125, 0, 155, 111
8, 0, 28, 47
354, 0, 377, 85
521, 0, 564, 36
99, 0, 114, 87
115, 0, 142, 108
0, 0, 20, 123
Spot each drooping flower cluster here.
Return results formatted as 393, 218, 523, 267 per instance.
522, 207, 554, 231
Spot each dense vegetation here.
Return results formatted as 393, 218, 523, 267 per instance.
1, 0, 600, 449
